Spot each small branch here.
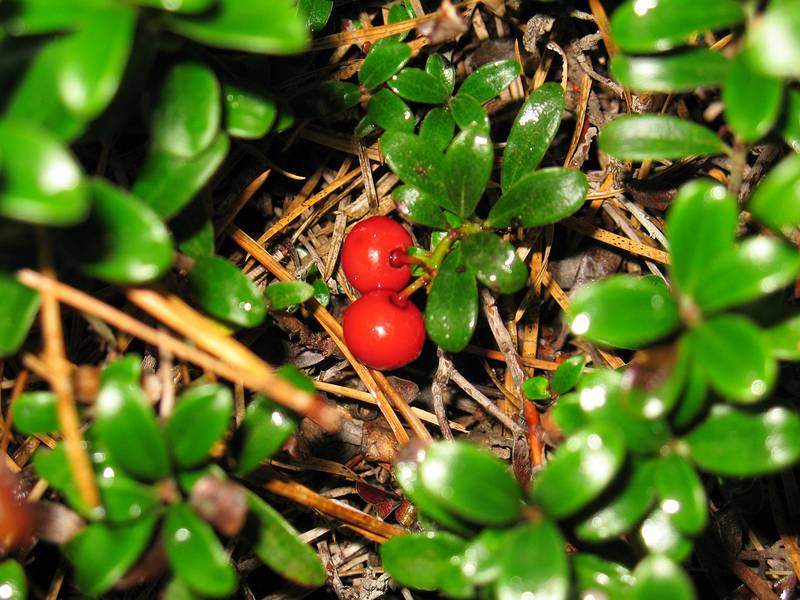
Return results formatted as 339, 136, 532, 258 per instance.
480, 289, 526, 394
431, 349, 454, 441
449, 366, 522, 436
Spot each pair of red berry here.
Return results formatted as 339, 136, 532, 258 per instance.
341, 216, 426, 370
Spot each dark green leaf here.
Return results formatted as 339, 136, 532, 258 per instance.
684, 405, 800, 476
303, 81, 360, 118
501, 82, 564, 193
419, 108, 455, 152
234, 394, 298, 475
298, 0, 333, 32
441, 128, 493, 218
0, 560, 26, 600
171, 197, 214, 260
355, 116, 377, 137
449, 94, 489, 132
425, 246, 478, 352
636, 508, 693, 561
765, 314, 800, 360
496, 520, 568, 600
388, 68, 450, 104
568, 275, 679, 349
599, 114, 728, 160
164, 503, 237, 598
723, 51, 783, 142
0, 273, 40, 358
64, 516, 158, 597
522, 376, 550, 401
387, 3, 413, 41
531, 422, 626, 519
610, 0, 744, 53
461, 232, 527, 294
33, 443, 93, 517
359, 39, 412, 90
670, 352, 708, 430
460, 528, 506, 586
573, 554, 633, 600
393, 185, 448, 229
656, 453, 707, 535
487, 167, 588, 229
667, 179, 738, 297
380, 131, 447, 199
265, 281, 315, 310
12, 391, 57, 435
223, 83, 277, 140
97, 469, 160, 523
551, 355, 587, 395
245, 491, 327, 586
381, 532, 470, 595
166, 384, 233, 469
457, 59, 520, 103
311, 278, 330, 307
781, 90, 800, 153
0, 119, 88, 225
746, 0, 800, 78
611, 49, 729, 93
187, 255, 266, 328
627, 555, 695, 600
166, 0, 308, 54
426, 53, 456, 95
550, 393, 587, 435
367, 89, 415, 133
749, 153, 800, 230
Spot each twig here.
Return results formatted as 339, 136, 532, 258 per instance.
431, 349, 454, 441
449, 367, 522, 436
480, 289, 527, 394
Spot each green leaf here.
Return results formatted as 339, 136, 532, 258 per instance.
610, 0, 744, 53
426, 53, 456, 95
133, 132, 230, 220
233, 394, 298, 475
460, 528, 506, 586
765, 314, 800, 360
568, 275, 679, 349
223, 83, 278, 140
461, 232, 527, 294
693, 236, 800, 313
457, 59, 520, 103
64, 516, 158, 597
723, 51, 783, 143
688, 315, 776, 404
388, 68, 450, 104
0, 119, 88, 225
425, 246, 478, 353
187, 255, 266, 328
0, 273, 40, 358
611, 49, 729, 93
0, 560, 26, 600
245, 491, 327, 586
310, 278, 330, 307
440, 128, 493, 218
487, 167, 588, 229
749, 152, 800, 230
298, 0, 333, 32
636, 507, 693, 561
627, 555, 695, 600
684, 405, 800, 476
302, 81, 360, 118
551, 355, 587, 395
33, 444, 93, 517
656, 454, 707, 535
393, 186, 447, 229
13, 391, 57, 435
418, 440, 523, 526
599, 114, 728, 161
97, 469, 160, 524
166, 0, 309, 54
573, 554, 634, 600
264, 281, 315, 310
381, 532, 470, 595
171, 197, 214, 260
95, 356, 170, 481
387, 3, 413, 41
359, 39, 412, 90
531, 422, 626, 519
670, 352, 708, 430
522, 376, 550, 401
746, 0, 800, 79
1, 0, 113, 35
496, 520, 568, 600
667, 179, 738, 298
781, 90, 800, 153
419, 108, 455, 152
164, 503, 237, 598
449, 94, 489, 132
166, 384, 233, 469
367, 89, 415, 133
68, 180, 173, 285
163, 578, 201, 600
501, 82, 564, 193
380, 131, 447, 200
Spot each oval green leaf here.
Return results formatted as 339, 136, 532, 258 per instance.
264, 281, 315, 310
749, 152, 800, 230
393, 185, 448, 229
426, 53, 456, 95
419, 107, 455, 152
765, 314, 800, 361
166, 384, 233, 469
457, 59, 520, 103
223, 83, 278, 140
380, 531, 470, 594
655, 453, 707, 535
496, 520, 568, 600
0, 273, 40, 358
461, 232, 527, 294
233, 394, 298, 475
573, 554, 634, 600
298, 0, 333, 32
97, 469, 160, 524
551, 354, 587, 395
380, 131, 447, 200
746, 0, 800, 79
388, 68, 450, 105
782, 90, 800, 153
628, 555, 695, 600
611, 49, 729, 93
0, 560, 26, 600
723, 51, 783, 143
359, 39, 412, 90
425, 246, 478, 353
449, 93, 489, 132
636, 507, 693, 561
13, 391, 58, 435
367, 89, 415, 133
188, 255, 266, 328
441, 128, 493, 218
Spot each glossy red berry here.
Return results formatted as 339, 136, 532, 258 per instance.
341, 216, 413, 293
343, 290, 425, 370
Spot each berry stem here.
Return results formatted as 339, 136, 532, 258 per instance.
394, 275, 431, 303
389, 248, 431, 270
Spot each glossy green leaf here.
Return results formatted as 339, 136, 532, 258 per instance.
440, 128, 493, 218
234, 394, 298, 475
380, 131, 447, 199
667, 179, 738, 297
522, 376, 550, 401
171, 196, 214, 259
685, 405, 800, 476
749, 152, 800, 230
656, 453, 707, 535
418, 441, 522, 526
636, 507, 693, 561
551, 355, 587, 395
781, 90, 800, 153
166, 384, 233, 469
163, 578, 200, 600
95, 356, 170, 481
501, 82, 564, 193
133, 132, 230, 220
393, 185, 448, 229
599, 114, 728, 160
611, 0, 744, 53
419, 108, 455, 152
457, 59, 520, 103
389, 68, 450, 104
628, 555, 695, 600
310, 278, 330, 307
1, 0, 113, 35
765, 314, 800, 360
449, 94, 489, 132
496, 520, 568, 600
33, 443, 93, 517
359, 39, 412, 90
13, 391, 57, 435
381, 532, 471, 595
568, 275, 679, 349
367, 89, 415, 133
223, 83, 277, 140
747, 0, 800, 79
723, 51, 783, 143
264, 281, 314, 310
0, 273, 40, 358
575, 459, 657, 542
426, 53, 456, 95
0, 560, 26, 600
298, 0, 333, 32
164, 503, 237, 598
694, 236, 800, 313
355, 116, 377, 137
531, 422, 626, 518
459, 528, 506, 586
573, 554, 633, 600
670, 352, 708, 430
166, 0, 308, 54
187, 255, 266, 328
688, 315, 776, 404
0, 119, 87, 225
64, 516, 158, 597
612, 49, 729, 93
387, 3, 413, 41
245, 491, 327, 586
97, 469, 160, 523
425, 246, 478, 353
461, 232, 527, 294
69, 180, 173, 284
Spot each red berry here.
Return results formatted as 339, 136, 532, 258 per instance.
343, 290, 425, 370
341, 216, 413, 293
